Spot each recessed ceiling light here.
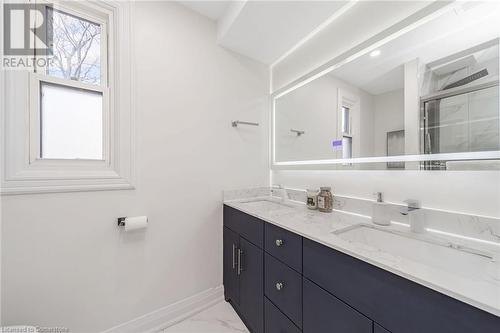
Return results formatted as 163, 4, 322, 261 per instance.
370, 50, 381, 57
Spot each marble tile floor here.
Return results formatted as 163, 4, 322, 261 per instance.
161, 300, 249, 333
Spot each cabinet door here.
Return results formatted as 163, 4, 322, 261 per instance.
239, 237, 264, 333
303, 278, 372, 333
223, 227, 240, 305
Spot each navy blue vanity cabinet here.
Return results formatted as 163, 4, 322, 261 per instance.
303, 238, 500, 333
303, 278, 372, 333
224, 206, 500, 333
265, 298, 301, 333
223, 205, 264, 333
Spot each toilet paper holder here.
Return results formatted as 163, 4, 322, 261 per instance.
117, 217, 126, 226
117, 216, 149, 231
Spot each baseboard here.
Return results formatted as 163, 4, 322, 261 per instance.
102, 286, 224, 333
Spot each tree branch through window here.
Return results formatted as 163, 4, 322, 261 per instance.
48, 8, 101, 85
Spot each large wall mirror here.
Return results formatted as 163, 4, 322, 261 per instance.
273, 1, 500, 170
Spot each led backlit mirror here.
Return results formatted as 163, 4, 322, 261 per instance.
273, 1, 500, 170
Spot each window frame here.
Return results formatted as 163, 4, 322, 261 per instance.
38, 1, 109, 85
31, 0, 109, 163
337, 89, 359, 166
1, 0, 135, 195
30, 73, 110, 164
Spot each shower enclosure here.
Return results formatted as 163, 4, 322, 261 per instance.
421, 83, 499, 169
420, 40, 500, 170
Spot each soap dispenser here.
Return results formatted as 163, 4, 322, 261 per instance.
372, 192, 391, 226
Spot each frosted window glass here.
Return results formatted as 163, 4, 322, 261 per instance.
342, 106, 351, 135
41, 82, 103, 160
342, 136, 352, 159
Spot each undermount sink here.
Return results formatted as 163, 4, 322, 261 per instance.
333, 224, 496, 277
239, 199, 295, 211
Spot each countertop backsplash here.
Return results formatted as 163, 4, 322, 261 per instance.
225, 187, 500, 247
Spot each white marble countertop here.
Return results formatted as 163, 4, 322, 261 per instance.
224, 196, 500, 318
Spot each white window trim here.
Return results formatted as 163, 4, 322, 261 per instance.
1, 0, 135, 195
337, 88, 358, 139
337, 88, 359, 167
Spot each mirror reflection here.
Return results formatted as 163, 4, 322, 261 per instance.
274, 1, 500, 170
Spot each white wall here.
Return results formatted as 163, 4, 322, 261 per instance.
275, 74, 338, 162
272, 170, 500, 218
0, 2, 269, 331
373, 89, 405, 157
275, 74, 373, 162
404, 59, 421, 157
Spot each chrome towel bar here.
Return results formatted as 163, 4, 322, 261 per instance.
291, 129, 305, 136
232, 120, 259, 127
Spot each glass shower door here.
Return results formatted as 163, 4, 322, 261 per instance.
468, 86, 500, 152
423, 85, 499, 155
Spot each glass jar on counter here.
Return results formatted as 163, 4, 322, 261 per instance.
317, 187, 333, 213
306, 189, 319, 210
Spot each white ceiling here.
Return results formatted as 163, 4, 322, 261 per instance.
217, 1, 349, 65
178, 0, 500, 80
178, 1, 230, 21
331, 1, 500, 95
178, 1, 349, 64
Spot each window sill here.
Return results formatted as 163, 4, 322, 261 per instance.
1, 182, 135, 195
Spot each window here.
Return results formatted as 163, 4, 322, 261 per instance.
337, 89, 358, 164
47, 8, 102, 85
1, 1, 135, 194
342, 136, 353, 159
33, 3, 108, 161
341, 106, 352, 159
40, 82, 103, 159
341, 106, 351, 135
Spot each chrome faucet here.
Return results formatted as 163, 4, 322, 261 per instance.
400, 199, 425, 233
271, 184, 289, 202
400, 199, 421, 215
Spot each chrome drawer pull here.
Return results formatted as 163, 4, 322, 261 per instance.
232, 244, 237, 270
275, 239, 284, 247
275, 282, 284, 291
237, 249, 243, 276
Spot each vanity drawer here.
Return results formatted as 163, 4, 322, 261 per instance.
265, 223, 302, 272
303, 238, 500, 333
223, 205, 264, 248
303, 278, 372, 333
265, 298, 301, 333
265, 253, 302, 328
